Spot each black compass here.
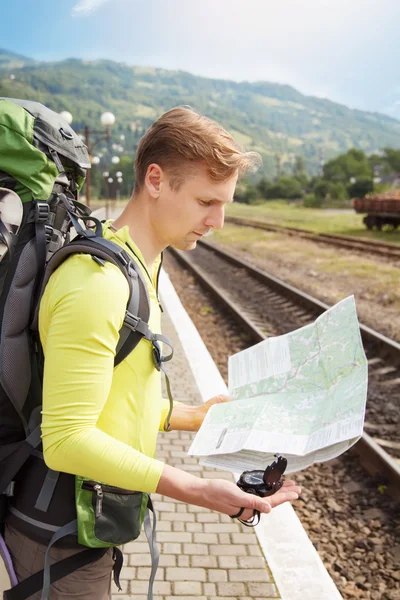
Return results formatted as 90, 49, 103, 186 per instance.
236, 455, 287, 497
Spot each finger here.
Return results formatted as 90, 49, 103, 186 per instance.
214, 394, 231, 404
240, 507, 257, 521
278, 484, 302, 495
268, 491, 299, 508
281, 479, 298, 487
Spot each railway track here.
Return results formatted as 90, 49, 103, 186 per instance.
168, 239, 400, 498
225, 215, 400, 261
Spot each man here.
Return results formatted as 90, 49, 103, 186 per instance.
5, 106, 301, 598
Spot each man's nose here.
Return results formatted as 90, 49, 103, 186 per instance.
205, 205, 225, 230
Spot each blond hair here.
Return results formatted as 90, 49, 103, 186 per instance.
134, 106, 261, 191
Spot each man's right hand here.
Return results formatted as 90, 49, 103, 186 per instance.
156, 464, 301, 521
200, 478, 301, 521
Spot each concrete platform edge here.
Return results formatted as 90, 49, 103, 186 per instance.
160, 268, 343, 600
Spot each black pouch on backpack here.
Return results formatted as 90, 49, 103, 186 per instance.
75, 477, 149, 548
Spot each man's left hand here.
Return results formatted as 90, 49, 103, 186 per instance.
193, 394, 231, 430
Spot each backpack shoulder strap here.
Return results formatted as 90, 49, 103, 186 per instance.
31, 235, 152, 366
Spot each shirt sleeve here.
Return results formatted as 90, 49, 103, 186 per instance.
40, 256, 165, 493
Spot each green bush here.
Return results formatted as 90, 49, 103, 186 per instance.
347, 176, 373, 198
266, 177, 304, 200
303, 193, 322, 208
234, 185, 260, 204
327, 182, 348, 201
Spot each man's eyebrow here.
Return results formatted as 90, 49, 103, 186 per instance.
198, 197, 234, 204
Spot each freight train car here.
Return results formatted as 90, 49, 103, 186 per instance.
352, 192, 400, 230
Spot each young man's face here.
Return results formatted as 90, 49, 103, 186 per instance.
150, 165, 238, 251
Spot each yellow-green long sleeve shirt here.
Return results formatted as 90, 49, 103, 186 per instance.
39, 223, 171, 493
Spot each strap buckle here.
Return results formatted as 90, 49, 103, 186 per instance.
45, 225, 53, 243
2, 481, 15, 497
152, 340, 162, 371
35, 202, 50, 223
124, 313, 140, 332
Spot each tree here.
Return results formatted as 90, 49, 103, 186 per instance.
312, 179, 349, 201
267, 177, 303, 200
323, 148, 372, 183
382, 148, 400, 173
234, 184, 259, 204
347, 176, 373, 198
292, 156, 309, 187
257, 178, 270, 199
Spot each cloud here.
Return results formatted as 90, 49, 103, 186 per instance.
72, 0, 110, 16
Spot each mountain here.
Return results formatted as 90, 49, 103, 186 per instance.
1, 49, 399, 176
0, 49, 35, 68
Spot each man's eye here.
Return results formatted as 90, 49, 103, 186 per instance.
200, 200, 211, 206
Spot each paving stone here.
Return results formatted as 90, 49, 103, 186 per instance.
185, 523, 204, 532
120, 566, 136, 580
193, 532, 218, 544
228, 568, 271, 582
248, 582, 281, 596
177, 555, 190, 567
204, 523, 240, 533
196, 513, 221, 523
165, 597, 207, 600
156, 502, 176, 512
162, 542, 182, 554
167, 567, 207, 581
161, 513, 195, 522
204, 583, 217, 595
173, 581, 203, 595
248, 544, 264, 557
216, 582, 246, 595
238, 555, 267, 569
182, 543, 209, 555
218, 556, 238, 569
130, 580, 171, 595
232, 532, 259, 544
123, 541, 149, 554
136, 566, 165, 581
129, 553, 152, 566
112, 596, 146, 600
157, 521, 173, 531
157, 532, 192, 543
158, 554, 177, 567
191, 555, 218, 568
208, 569, 228, 582
209, 544, 247, 556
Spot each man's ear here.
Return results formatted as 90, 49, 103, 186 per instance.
145, 164, 163, 198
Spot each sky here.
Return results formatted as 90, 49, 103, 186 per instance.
2, 0, 400, 118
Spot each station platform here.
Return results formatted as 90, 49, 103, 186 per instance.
111, 269, 343, 600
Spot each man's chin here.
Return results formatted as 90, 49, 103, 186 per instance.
171, 240, 197, 251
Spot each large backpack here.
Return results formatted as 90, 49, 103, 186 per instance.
0, 98, 173, 600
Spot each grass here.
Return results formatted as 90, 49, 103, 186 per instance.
226, 200, 400, 245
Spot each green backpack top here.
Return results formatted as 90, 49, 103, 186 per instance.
0, 97, 88, 204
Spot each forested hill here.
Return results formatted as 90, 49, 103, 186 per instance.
1, 49, 399, 176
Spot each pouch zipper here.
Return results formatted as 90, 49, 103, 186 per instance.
82, 481, 139, 518
94, 484, 103, 517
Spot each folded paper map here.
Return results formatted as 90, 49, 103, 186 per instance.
188, 296, 368, 473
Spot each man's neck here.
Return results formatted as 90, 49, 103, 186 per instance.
110, 195, 163, 266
